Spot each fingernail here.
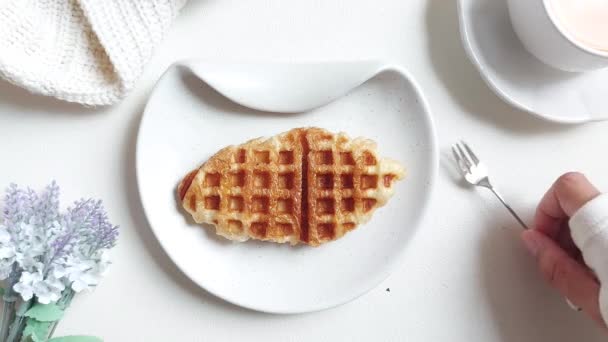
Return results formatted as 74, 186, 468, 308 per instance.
522, 232, 540, 257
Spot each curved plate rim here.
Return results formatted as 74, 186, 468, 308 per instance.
135, 60, 439, 314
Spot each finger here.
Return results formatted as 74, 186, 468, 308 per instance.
556, 220, 580, 259
522, 230, 604, 326
535, 172, 600, 238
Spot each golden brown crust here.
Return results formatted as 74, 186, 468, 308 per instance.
178, 127, 405, 246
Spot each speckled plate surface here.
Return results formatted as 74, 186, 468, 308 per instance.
136, 61, 437, 313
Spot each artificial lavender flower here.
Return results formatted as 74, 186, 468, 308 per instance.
0, 182, 118, 303
32, 273, 65, 304
2, 184, 37, 229
0, 229, 15, 279
62, 254, 110, 293
11, 270, 64, 304
55, 199, 118, 259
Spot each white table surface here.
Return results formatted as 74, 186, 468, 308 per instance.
1, 1, 607, 341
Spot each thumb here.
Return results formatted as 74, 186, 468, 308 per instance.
522, 230, 604, 326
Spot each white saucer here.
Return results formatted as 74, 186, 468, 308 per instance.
136, 61, 438, 313
458, 0, 608, 124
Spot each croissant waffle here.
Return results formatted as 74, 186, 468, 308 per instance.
178, 127, 405, 247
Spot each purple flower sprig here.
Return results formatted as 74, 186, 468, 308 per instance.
0, 182, 119, 304
51, 199, 118, 262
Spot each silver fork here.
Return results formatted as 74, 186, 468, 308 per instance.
451, 141, 528, 230
452, 141, 580, 311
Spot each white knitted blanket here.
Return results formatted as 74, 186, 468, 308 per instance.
0, 0, 187, 106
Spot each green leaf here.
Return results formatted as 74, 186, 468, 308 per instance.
21, 319, 51, 341
0, 287, 5, 296
48, 336, 103, 342
24, 303, 64, 322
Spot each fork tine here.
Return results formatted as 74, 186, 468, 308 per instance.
461, 141, 480, 165
456, 143, 473, 169
451, 145, 469, 174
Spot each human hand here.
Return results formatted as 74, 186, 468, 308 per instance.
521, 172, 605, 327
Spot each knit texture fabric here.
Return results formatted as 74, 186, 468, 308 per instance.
0, 0, 187, 106
570, 194, 608, 325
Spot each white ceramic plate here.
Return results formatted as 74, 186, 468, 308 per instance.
136, 61, 437, 313
458, 0, 608, 124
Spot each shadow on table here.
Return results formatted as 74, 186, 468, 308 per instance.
424, 0, 571, 134
440, 149, 605, 341
478, 218, 606, 341
0, 79, 101, 116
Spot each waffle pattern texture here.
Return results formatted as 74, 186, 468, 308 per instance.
178, 128, 405, 247
0, 0, 187, 106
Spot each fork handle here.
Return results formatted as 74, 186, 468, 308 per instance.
488, 187, 529, 230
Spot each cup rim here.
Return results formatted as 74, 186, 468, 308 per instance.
542, 0, 608, 59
